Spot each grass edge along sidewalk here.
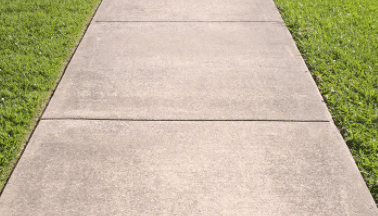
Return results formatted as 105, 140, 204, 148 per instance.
273, 0, 378, 204
0, 0, 101, 192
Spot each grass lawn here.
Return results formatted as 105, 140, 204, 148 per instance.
0, 0, 101, 190
274, 0, 378, 203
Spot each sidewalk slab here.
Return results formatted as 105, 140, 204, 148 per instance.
94, 0, 282, 22
0, 120, 376, 215
43, 22, 331, 121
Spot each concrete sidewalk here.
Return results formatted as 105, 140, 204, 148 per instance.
1, 0, 377, 215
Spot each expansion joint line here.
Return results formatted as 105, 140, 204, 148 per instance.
41, 118, 330, 123
94, 20, 284, 23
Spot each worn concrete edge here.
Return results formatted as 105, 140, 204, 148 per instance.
269, 1, 333, 121
0, 0, 105, 198
273, 21, 334, 123
271, 0, 377, 206
251, 2, 335, 123
330, 121, 378, 207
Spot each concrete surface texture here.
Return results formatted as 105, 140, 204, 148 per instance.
43, 22, 330, 121
1, 0, 377, 215
93, 0, 282, 21
0, 121, 376, 215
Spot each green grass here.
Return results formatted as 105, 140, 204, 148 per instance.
274, 0, 378, 203
0, 0, 100, 189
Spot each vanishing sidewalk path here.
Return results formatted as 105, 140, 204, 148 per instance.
1, 0, 377, 215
